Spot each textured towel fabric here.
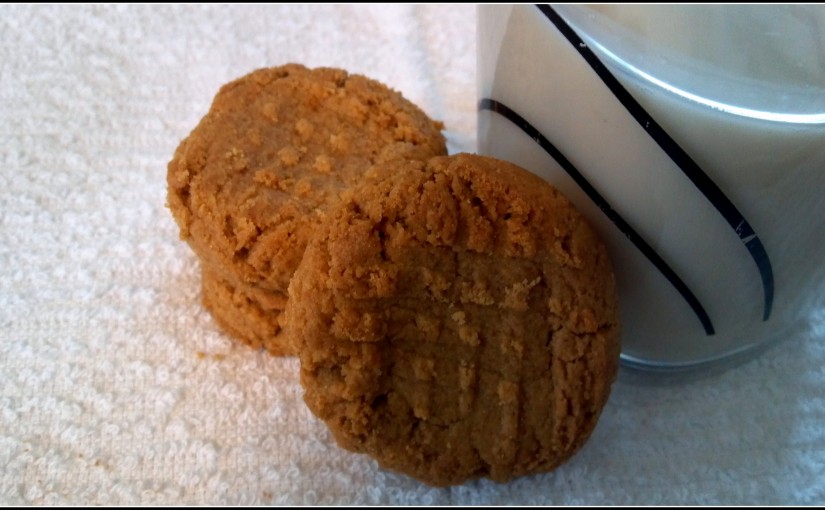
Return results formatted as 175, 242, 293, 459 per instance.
1, 4, 824, 505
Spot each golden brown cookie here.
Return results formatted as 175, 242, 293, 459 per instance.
167, 64, 446, 354
286, 153, 621, 486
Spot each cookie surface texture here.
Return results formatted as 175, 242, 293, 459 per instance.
287, 153, 621, 486
167, 64, 446, 352
200, 265, 289, 355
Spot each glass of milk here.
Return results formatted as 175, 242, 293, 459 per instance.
478, 5, 825, 370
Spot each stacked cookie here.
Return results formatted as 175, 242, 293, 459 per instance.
167, 65, 621, 486
167, 64, 446, 355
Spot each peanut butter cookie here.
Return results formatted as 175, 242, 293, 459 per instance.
286, 153, 621, 486
167, 64, 446, 353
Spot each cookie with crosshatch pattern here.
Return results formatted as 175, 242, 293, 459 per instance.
286, 153, 621, 486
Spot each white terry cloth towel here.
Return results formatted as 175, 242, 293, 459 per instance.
1, 4, 824, 505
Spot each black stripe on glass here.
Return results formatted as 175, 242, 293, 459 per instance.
537, 3, 774, 321
479, 98, 715, 335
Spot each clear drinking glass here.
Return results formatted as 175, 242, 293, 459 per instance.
477, 5, 825, 370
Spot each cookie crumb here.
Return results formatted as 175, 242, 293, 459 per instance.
294, 178, 312, 197
278, 146, 302, 167
294, 118, 314, 140
450, 310, 466, 325
261, 102, 279, 123
313, 154, 334, 174
329, 133, 350, 153
253, 169, 280, 189
225, 147, 248, 172
501, 277, 541, 311
459, 281, 495, 306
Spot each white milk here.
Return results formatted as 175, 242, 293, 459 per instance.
478, 5, 825, 369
